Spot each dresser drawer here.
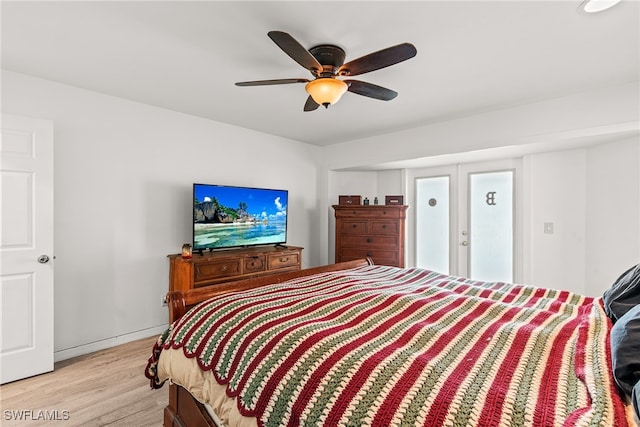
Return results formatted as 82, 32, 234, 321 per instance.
370, 220, 399, 234
243, 255, 266, 273
268, 251, 301, 270
339, 248, 399, 263
194, 259, 242, 282
341, 235, 398, 248
340, 221, 368, 234
334, 207, 403, 219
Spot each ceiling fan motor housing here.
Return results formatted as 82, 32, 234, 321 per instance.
309, 45, 346, 76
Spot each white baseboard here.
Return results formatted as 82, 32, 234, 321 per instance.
54, 324, 168, 362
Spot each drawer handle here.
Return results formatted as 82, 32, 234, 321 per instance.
367, 238, 372, 243
382, 224, 387, 229
280, 257, 289, 262
352, 224, 357, 228
221, 265, 228, 271
366, 252, 372, 257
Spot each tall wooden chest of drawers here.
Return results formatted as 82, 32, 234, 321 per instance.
333, 205, 408, 267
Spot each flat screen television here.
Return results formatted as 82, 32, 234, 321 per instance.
192, 183, 288, 251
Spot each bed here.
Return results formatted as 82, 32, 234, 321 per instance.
146, 258, 640, 427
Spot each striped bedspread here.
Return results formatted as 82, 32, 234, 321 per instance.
146, 265, 629, 426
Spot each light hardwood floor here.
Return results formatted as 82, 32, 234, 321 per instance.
0, 336, 167, 426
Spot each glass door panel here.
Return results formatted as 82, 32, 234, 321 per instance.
467, 170, 514, 282
415, 176, 450, 274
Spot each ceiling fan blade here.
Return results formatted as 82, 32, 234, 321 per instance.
303, 96, 320, 111
235, 78, 309, 86
268, 31, 323, 73
345, 80, 398, 101
338, 43, 417, 76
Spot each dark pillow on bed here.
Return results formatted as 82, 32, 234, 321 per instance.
610, 303, 640, 396
603, 263, 640, 322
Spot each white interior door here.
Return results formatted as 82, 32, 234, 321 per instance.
1, 114, 54, 384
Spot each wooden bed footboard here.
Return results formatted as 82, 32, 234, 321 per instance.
163, 258, 373, 427
167, 258, 373, 323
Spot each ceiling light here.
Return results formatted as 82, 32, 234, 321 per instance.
305, 78, 348, 108
578, 0, 622, 13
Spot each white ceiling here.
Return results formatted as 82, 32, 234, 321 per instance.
2, 1, 639, 147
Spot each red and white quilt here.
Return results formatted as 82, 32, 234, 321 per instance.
146, 265, 630, 427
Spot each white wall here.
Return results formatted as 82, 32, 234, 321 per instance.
585, 138, 640, 295
521, 139, 639, 295
525, 149, 588, 293
2, 71, 322, 359
377, 170, 404, 202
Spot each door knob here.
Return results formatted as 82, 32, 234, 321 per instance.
37, 255, 50, 263
461, 241, 469, 247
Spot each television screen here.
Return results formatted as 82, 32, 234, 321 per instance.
193, 184, 288, 251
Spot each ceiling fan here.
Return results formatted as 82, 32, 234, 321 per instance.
235, 31, 417, 111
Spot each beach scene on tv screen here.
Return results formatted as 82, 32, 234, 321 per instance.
193, 186, 287, 249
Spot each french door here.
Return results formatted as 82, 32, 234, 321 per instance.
410, 159, 521, 283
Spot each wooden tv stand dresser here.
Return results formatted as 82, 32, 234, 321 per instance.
168, 245, 303, 292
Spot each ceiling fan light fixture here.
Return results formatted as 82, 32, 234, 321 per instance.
305, 78, 348, 107
578, 0, 622, 13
